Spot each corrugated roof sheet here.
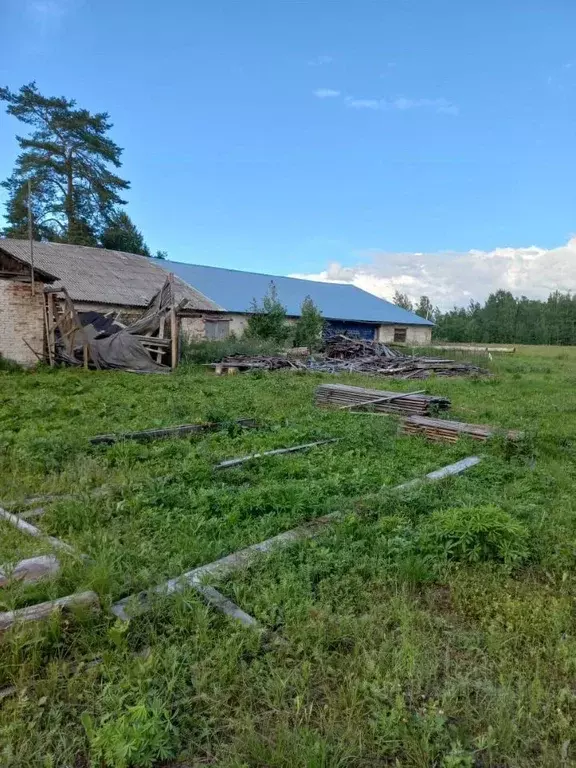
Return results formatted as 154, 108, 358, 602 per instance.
157, 260, 433, 326
0, 239, 221, 310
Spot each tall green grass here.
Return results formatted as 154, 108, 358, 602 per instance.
1, 348, 576, 766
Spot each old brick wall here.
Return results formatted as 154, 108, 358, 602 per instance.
0, 279, 45, 365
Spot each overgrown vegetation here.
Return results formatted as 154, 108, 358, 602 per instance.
180, 334, 282, 364
1, 346, 576, 766
245, 281, 292, 343
293, 295, 324, 350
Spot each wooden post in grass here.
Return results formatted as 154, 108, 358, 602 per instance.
169, 273, 178, 370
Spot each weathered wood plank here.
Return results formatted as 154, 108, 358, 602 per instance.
112, 456, 482, 621
0, 507, 75, 554
90, 418, 259, 445
0, 555, 60, 588
215, 439, 340, 469
0, 591, 100, 632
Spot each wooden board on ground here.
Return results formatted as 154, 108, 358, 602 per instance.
90, 417, 259, 445
402, 415, 523, 443
315, 383, 450, 415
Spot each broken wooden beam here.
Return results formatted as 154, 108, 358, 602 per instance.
112, 456, 482, 621
214, 438, 340, 470
192, 584, 260, 629
0, 591, 100, 632
0, 507, 75, 554
0, 555, 60, 588
90, 418, 259, 445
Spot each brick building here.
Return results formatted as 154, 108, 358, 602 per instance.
0, 239, 433, 365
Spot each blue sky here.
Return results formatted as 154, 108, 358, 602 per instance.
1, 0, 575, 306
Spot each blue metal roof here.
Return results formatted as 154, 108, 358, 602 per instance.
157, 260, 433, 326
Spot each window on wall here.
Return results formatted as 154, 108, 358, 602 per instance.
393, 327, 407, 343
205, 319, 231, 340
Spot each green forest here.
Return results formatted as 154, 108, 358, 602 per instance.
431, 290, 576, 345
394, 289, 576, 346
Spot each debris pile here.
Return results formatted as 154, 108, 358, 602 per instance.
315, 383, 450, 416
214, 335, 490, 379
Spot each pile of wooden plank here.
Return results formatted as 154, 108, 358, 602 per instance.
324, 334, 399, 359
402, 415, 523, 443
315, 383, 450, 415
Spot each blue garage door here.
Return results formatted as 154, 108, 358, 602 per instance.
324, 320, 377, 341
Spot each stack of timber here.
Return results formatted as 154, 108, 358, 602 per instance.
211, 355, 305, 374
402, 415, 523, 443
315, 383, 450, 415
324, 335, 399, 360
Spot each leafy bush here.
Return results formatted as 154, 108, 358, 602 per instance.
81, 701, 177, 768
421, 505, 528, 565
179, 335, 282, 364
294, 295, 324, 350
245, 281, 291, 342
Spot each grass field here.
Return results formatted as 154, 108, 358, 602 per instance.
2, 347, 576, 767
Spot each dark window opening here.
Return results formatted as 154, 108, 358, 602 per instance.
393, 327, 407, 343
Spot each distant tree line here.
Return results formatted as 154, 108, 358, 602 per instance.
396, 289, 576, 346
0, 82, 165, 258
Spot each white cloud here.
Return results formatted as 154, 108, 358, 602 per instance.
344, 96, 382, 110
313, 88, 341, 99
290, 238, 576, 309
338, 93, 459, 115
308, 55, 333, 66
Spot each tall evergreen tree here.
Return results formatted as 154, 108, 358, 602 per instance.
101, 211, 151, 256
0, 82, 129, 245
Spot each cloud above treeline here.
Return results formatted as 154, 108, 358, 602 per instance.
313, 89, 459, 115
290, 239, 576, 309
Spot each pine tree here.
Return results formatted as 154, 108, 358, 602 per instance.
294, 296, 324, 350
101, 211, 151, 256
0, 82, 129, 244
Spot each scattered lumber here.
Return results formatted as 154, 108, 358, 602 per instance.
210, 356, 304, 374
215, 438, 340, 469
324, 335, 399, 359
210, 340, 489, 379
90, 417, 259, 445
111, 455, 482, 621
402, 415, 523, 443
0, 555, 60, 588
0, 591, 100, 632
429, 345, 515, 354
0, 507, 75, 554
315, 383, 450, 415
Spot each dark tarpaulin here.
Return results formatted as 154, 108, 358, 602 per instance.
54, 278, 175, 372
